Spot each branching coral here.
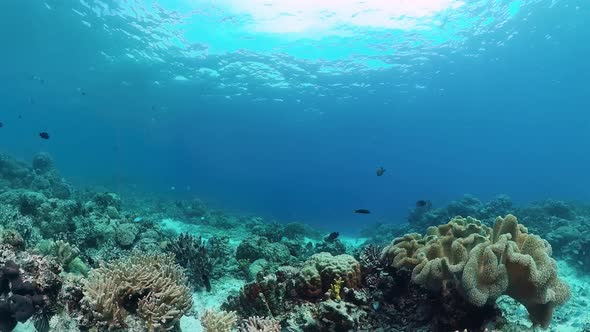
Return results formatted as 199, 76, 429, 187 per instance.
81, 254, 192, 331
381, 214, 570, 329
238, 316, 281, 332
201, 309, 238, 332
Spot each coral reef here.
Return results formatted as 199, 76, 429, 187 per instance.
381, 214, 570, 328
1, 151, 588, 331
200, 309, 238, 332
295, 252, 361, 300
236, 236, 292, 263
169, 233, 215, 291
0, 261, 47, 331
80, 254, 192, 331
238, 316, 281, 332
223, 268, 297, 319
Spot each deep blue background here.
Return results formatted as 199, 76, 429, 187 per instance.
0, 0, 589, 231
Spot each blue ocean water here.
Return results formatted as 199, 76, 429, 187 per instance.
0, 0, 588, 231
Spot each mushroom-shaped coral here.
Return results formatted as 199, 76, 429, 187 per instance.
381, 215, 570, 329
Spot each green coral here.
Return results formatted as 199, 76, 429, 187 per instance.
382, 214, 570, 329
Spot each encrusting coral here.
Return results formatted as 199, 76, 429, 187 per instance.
381, 214, 570, 329
81, 253, 192, 331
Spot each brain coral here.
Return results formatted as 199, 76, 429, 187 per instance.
381, 214, 570, 329
296, 252, 361, 300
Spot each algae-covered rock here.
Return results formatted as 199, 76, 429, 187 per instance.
236, 236, 291, 263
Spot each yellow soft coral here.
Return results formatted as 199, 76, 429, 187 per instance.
382, 214, 570, 329
330, 277, 344, 301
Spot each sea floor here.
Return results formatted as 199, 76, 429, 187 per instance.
7, 209, 590, 331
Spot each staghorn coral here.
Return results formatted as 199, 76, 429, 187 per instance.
238, 316, 281, 332
201, 309, 238, 332
81, 254, 192, 331
381, 214, 570, 329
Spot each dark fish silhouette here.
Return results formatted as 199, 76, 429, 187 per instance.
354, 209, 371, 214
39, 132, 50, 139
0, 122, 3, 128
203, 274, 211, 292
416, 200, 430, 207
324, 232, 339, 242
376, 166, 385, 176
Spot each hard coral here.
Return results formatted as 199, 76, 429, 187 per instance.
201, 309, 238, 332
238, 316, 281, 332
81, 254, 192, 331
296, 252, 361, 301
382, 214, 570, 329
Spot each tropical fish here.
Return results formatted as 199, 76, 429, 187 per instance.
376, 166, 385, 176
203, 274, 211, 292
354, 209, 371, 214
416, 200, 431, 208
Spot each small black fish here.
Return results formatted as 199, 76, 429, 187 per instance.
376, 166, 385, 176
202, 274, 211, 292
324, 232, 339, 242
354, 209, 371, 214
87, 256, 96, 267
416, 200, 430, 207
39, 132, 50, 139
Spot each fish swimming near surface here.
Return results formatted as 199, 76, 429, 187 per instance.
324, 232, 339, 242
376, 166, 385, 176
354, 209, 371, 214
39, 132, 50, 139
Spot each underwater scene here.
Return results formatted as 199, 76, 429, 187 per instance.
1, 0, 589, 331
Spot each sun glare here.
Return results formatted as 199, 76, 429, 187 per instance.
216, 0, 464, 35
